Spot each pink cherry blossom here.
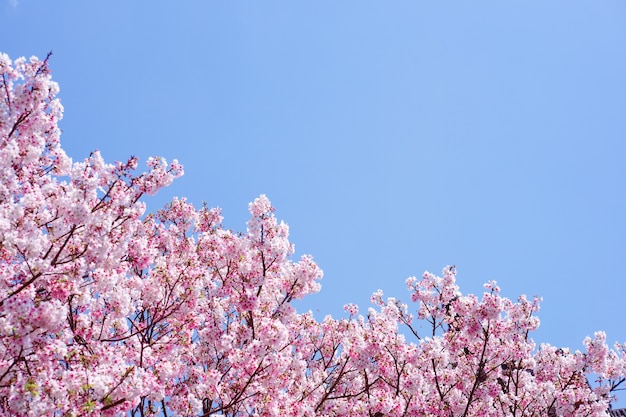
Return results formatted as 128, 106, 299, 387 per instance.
0, 53, 624, 416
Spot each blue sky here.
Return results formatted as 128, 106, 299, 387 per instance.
2, 1, 625, 359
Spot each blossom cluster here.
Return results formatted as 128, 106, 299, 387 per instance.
0, 53, 624, 416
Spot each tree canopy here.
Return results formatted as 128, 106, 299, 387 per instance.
0, 53, 624, 416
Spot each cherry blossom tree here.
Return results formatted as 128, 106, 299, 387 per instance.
0, 52, 624, 416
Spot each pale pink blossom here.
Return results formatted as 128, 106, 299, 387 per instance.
0, 53, 624, 417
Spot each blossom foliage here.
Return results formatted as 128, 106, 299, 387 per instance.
0, 53, 625, 416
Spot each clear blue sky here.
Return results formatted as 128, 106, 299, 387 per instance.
2, 2, 625, 356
